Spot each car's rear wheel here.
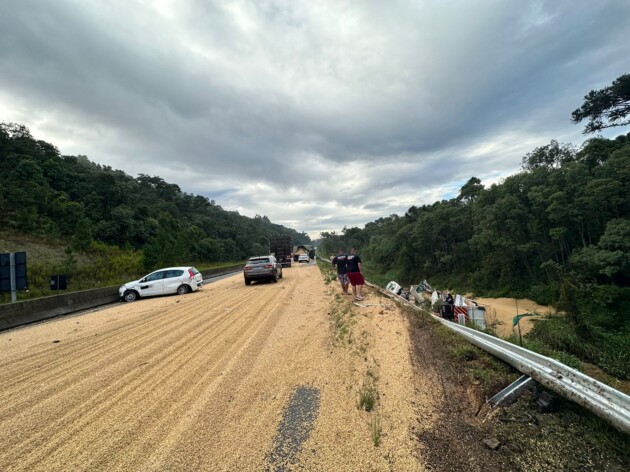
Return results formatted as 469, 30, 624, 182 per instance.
272, 272, 279, 283
244, 278, 251, 286
279, 270, 283, 279
177, 284, 190, 295
123, 290, 138, 302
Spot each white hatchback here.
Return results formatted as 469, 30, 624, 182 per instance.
119, 266, 203, 302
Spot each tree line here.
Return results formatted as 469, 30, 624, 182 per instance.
319, 75, 630, 378
0, 123, 310, 269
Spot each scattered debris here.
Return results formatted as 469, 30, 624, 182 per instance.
499, 413, 537, 424
482, 438, 501, 450
535, 391, 559, 413
52, 340, 60, 344
507, 442, 523, 453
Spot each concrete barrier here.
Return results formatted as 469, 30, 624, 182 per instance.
0, 286, 120, 331
201, 263, 243, 279
0, 264, 245, 331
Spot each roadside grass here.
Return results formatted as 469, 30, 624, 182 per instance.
404, 303, 519, 400
318, 259, 363, 347
504, 334, 584, 371
357, 381, 377, 412
526, 314, 630, 380
405, 298, 630, 469
368, 274, 629, 467
328, 294, 356, 346
526, 314, 597, 360
317, 258, 337, 284
319, 258, 384, 447
368, 415, 382, 447
366, 366, 379, 382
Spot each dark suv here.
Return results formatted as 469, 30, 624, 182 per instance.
243, 255, 283, 285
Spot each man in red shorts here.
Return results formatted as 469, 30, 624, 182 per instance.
346, 247, 365, 301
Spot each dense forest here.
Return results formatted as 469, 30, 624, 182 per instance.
0, 122, 310, 262
0, 122, 310, 301
319, 75, 630, 378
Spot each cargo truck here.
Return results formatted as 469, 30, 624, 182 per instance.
269, 235, 292, 267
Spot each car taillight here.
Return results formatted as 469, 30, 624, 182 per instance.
264, 264, 273, 268
188, 269, 195, 278
245, 266, 252, 270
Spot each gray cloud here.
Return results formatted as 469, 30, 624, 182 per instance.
1, 0, 630, 238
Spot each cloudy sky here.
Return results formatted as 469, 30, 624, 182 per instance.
1, 1, 629, 238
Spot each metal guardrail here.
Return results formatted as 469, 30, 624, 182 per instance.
369, 282, 630, 435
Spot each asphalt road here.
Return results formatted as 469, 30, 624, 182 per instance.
0, 263, 426, 471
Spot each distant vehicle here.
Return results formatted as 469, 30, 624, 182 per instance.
119, 267, 203, 302
292, 244, 314, 261
298, 254, 310, 263
244, 256, 283, 285
269, 235, 292, 267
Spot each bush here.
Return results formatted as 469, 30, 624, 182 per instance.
530, 283, 559, 305
527, 315, 598, 361
506, 334, 584, 371
595, 334, 630, 379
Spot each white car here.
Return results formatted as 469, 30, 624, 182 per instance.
298, 254, 310, 263
119, 266, 203, 302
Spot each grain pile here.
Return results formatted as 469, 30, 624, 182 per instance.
473, 297, 548, 337
0, 264, 427, 471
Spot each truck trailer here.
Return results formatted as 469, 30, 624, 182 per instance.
269, 235, 292, 267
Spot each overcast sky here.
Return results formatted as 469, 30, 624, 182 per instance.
1, 1, 629, 238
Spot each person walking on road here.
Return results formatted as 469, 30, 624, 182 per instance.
331, 248, 350, 295
346, 247, 365, 301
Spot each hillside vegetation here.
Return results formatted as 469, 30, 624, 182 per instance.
319, 76, 630, 379
0, 123, 309, 301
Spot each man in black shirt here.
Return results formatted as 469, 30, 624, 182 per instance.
346, 247, 365, 301
331, 248, 350, 295
443, 290, 455, 321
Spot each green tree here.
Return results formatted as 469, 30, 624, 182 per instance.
457, 176, 483, 202
73, 217, 93, 251
60, 246, 78, 276
522, 140, 575, 170
572, 73, 630, 134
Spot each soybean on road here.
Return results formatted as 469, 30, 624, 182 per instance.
0, 264, 427, 471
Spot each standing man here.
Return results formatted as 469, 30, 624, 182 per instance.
331, 248, 350, 295
346, 247, 365, 301
443, 290, 455, 321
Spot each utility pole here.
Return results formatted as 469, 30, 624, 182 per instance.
515, 299, 522, 346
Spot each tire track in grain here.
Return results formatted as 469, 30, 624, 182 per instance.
0, 285, 236, 380
0, 279, 291, 469
0, 276, 297, 471
57, 278, 296, 471
135, 273, 303, 471
0, 285, 251, 410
